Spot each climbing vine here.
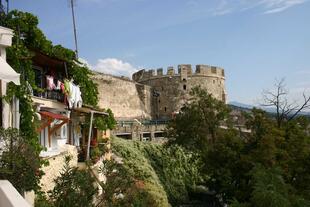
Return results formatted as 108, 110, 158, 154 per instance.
93, 108, 117, 131
2, 10, 99, 107
0, 10, 110, 192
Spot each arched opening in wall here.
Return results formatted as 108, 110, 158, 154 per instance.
183, 85, 187, 90
183, 78, 186, 82
164, 107, 167, 112
158, 99, 161, 103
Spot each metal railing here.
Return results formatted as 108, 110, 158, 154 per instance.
34, 90, 65, 103
117, 119, 170, 127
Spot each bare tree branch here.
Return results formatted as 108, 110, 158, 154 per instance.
261, 78, 310, 128
288, 93, 310, 121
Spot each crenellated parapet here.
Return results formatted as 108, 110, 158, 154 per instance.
132, 64, 225, 82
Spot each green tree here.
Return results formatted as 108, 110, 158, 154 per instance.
108, 137, 202, 206
0, 128, 44, 194
42, 156, 98, 207
97, 159, 154, 207
167, 86, 230, 152
167, 86, 310, 206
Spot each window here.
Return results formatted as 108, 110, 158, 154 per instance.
183, 85, 187, 90
183, 78, 186, 82
158, 99, 161, 103
164, 107, 167, 112
33, 66, 44, 97
33, 66, 43, 88
211, 67, 217, 74
39, 127, 49, 148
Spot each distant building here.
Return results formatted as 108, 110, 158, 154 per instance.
92, 64, 227, 140
0, 26, 20, 129
132, 64, 226, 119
93, 64, 226, 121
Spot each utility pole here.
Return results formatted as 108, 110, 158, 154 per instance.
0, 0, 9, 14
69, 0, 79, 59
6, 0, 8, 14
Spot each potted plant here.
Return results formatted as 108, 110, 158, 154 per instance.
90, 147, 101, 164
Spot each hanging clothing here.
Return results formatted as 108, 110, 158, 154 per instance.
46, 75, 56, 90
66, 81, 83, 109
73, 123, 81, 147
60, 82, 65, 93
67, 81, 75, 109
56, 80, 62, 90
74, 85, 83, 108
64, 79, 71, 95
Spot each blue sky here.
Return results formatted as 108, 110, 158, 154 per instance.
10, 0, 310, 105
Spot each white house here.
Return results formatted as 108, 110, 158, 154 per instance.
0, 26, 20, 129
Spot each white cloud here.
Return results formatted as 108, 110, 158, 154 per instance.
82, 58, 137, 78
262, 0, 307, 14
208, 0, 308, 16
212, 0, 234, 16
295, 70, 310, 75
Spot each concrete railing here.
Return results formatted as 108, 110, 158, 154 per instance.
0, 180, 32, 207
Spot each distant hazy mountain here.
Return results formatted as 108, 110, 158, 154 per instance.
228, 101, 254, 109
229, 101, 310, 117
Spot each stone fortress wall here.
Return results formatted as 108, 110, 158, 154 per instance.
132, 64, 227, 119
92, 72, 154, 120
92, 64, 226, 120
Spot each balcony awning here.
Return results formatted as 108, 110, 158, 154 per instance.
38, 111, 70, 147
39, 111, 69, 120
72, 106, 108, 161
0, 57, 20, 85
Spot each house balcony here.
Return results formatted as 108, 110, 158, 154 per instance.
34, 90, 65, 103
32, 91, 66, 111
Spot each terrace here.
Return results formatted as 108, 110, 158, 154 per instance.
31, 51, 68, 104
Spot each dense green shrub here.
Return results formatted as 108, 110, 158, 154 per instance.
35, 156, 98, 207
0, 128, 45, 194
110, 137, 202, 206
167, 87, 310, 206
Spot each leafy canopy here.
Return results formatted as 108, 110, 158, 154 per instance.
167, 86, 310, 206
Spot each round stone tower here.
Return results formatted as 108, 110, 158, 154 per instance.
132, 64, 227, 119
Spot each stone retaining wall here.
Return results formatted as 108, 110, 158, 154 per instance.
40, 145, 78, 193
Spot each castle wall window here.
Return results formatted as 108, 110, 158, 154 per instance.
183, 85, 187, 90
164, 107, 167, 112
211, 67, 217, 74
158, 99, 161, 103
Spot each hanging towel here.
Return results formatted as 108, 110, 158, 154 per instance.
67, 81, 76, 109
56, 80, 62, 90
60, 82, 65, 93
74, 85, 83, 108
64, 79, 71, 95
46, 75, 56, 90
